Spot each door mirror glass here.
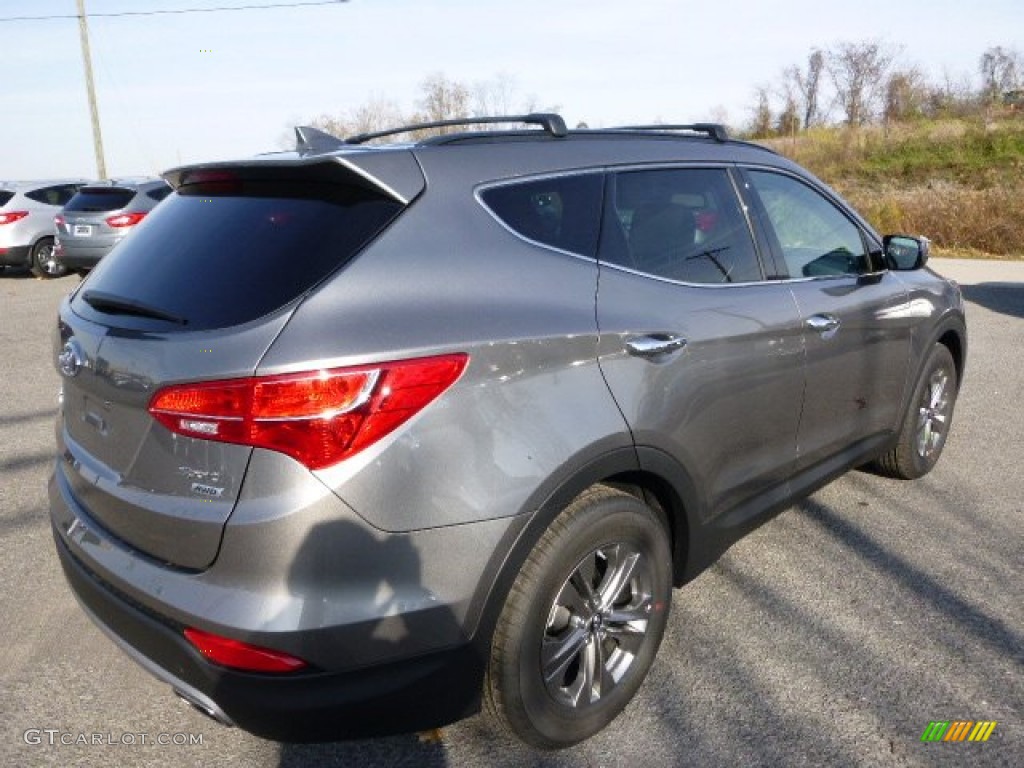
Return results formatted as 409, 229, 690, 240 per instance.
883, 234, 930, 271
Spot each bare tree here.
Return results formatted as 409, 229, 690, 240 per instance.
311, 96, 405, 140
748, 85, 774, 138
472, 73, 517, 116
979, 46, 1022, 102
786, 49, 826, 129
827, 40, 899, 126
416, 73, 471, 130
925, 68, 979, 118
776, 91, 800, 136
884, 66, 929, 123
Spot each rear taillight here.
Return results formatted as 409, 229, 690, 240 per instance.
105, 212, 147, 227
0, 211, 29, 225
54, 214, 66, 228
149, 354, 468, 470
184, 628, 308, 673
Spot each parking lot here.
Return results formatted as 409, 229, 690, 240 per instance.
1, 260, 1020, 767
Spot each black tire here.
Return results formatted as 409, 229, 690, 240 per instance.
28, 237, 67, 279
484, 485, 672, 749
873, 344, 957, 479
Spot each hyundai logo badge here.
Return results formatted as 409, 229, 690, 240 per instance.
58, 339, 85, 378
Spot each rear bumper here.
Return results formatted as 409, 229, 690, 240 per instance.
59, 243, 112, 269
53, 528, 487, 741
0, 244, 29, 266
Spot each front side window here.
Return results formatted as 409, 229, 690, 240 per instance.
480, 173, 603, 258
746, 171, 868, 278
601, 168, 762, 284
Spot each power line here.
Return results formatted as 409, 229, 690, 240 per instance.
0, 1, 347, 23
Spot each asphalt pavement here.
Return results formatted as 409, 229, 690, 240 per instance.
0, 259, 1020, 767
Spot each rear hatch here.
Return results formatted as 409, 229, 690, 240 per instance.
60, 186, 138, 247
55, 153, 421, 569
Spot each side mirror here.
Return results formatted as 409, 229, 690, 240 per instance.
883, 234, 930, 271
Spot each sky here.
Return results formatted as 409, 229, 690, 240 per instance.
1, 0, 1021, 180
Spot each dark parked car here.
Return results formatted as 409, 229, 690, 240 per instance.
49, 115, 966, 748
55, 178, 172, 272
0, 179, 86, 277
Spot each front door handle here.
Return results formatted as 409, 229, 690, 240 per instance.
625, 333, 688, 358
806, 314, 841, 337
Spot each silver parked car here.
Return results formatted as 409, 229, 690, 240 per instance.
49, 115, 966, 748
0, 179, 86, 277
55, 178, 173, 272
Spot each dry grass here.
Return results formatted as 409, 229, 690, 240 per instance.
838, 181, 1024, 258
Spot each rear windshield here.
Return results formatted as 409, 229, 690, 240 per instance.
0, 191, 13, 207
65, 188, 137, 212
73, 180, 402, 331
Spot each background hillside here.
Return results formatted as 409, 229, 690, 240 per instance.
761, 116, 1024, 259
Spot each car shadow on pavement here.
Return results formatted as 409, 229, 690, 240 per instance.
278, 734, 448, 768
959, 282, 1024, 320
796, 498, 1023, 661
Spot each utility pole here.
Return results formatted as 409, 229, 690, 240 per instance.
76, 0, 107, 179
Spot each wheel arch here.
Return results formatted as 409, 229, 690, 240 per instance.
936, 323, 966, 391
465, 445, 705, 662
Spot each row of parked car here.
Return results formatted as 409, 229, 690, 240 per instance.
0, 177, 170, 278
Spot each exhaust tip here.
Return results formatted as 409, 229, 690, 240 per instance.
174, 687, 234, 727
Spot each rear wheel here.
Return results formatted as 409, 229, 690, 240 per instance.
29, 237, 66, 279
874, 344, 957, 479
485, 485, 672, 748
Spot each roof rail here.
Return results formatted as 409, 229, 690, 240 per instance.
294, 125, 347, 156
610, 123, 729, 142
346, 113, 568, 144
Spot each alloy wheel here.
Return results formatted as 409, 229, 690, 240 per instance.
916, 368, 951, 459
542, 542, 654, 708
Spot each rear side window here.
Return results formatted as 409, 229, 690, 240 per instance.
602, 168, 763, 284
0, 191, 13, 207
65, 188, 136, 212
74, 180, 402, 331
26, 185, 79, 206
480, 173, 603, 258
146, 184, 173, 202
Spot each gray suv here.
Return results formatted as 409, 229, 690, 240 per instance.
49, 115, 966, 748
56, 178, 173, 272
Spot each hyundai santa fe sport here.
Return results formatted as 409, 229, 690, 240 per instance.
49, 114, 966, 748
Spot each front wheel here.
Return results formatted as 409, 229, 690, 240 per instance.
485, 485, 673, 748
29, 237, 67, 279
873, 344, 958, 479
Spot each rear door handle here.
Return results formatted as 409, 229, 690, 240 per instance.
625, 333, 688, 358
806, 314, 841, 337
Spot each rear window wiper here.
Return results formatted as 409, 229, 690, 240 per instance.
82, 290, 188, 325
